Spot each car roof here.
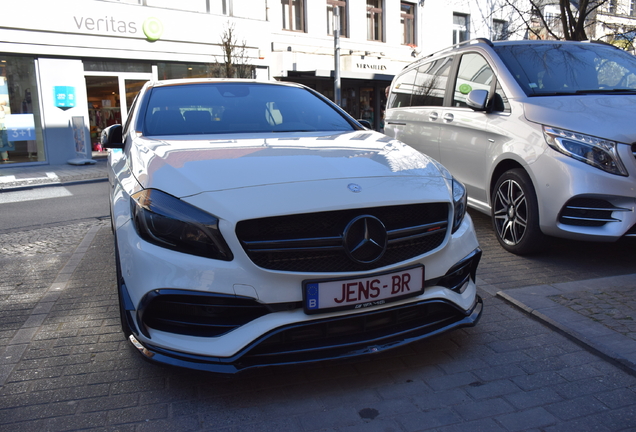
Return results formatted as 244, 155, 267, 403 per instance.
419, 38, 619, 62
145, 78, 306, 90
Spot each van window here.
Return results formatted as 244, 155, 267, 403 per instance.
453, 53, 493, 107
411, 57, 452, 107
389, 67, 418, 108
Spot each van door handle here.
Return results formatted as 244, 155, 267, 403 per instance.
443, 113, 454, 122
429, 112, 439, 121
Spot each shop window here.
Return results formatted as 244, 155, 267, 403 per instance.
0, 56, 44, 165
367, 0, 384, 41
401, 2, 415, 45
282, 0, 305, 32
453, 13, 469, 44
327, 0, 348, 37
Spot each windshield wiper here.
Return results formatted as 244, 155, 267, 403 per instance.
575, 88, 636, 94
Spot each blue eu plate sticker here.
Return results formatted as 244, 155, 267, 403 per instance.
306, 283, 319, 310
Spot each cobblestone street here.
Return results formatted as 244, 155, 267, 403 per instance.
0, 215, 635, 431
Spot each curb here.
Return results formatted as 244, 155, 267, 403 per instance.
0, 176, 108, 193
497, 278, 636, 377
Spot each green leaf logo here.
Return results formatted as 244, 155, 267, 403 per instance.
143, 17, 163, 42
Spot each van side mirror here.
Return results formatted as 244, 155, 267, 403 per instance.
101, 124, 124, 149
466, 89, 489, 111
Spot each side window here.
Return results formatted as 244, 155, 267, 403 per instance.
492, 81, 510, 113
453, 53, 493, 108
411, 56, 452, 107
389, 67, 418, 108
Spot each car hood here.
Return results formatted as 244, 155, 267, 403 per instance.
128, 131, 449, 197
523, 94, 636, 144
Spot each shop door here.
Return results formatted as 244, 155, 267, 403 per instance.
84, 73, 150, 150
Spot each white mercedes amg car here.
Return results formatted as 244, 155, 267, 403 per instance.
101, 79, 482, 373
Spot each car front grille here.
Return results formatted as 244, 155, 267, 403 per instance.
235, 203, 449, 272
559, 198, 625, 227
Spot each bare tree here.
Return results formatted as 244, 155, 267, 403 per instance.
499, 0, 636, 49
214, 22, 254, 79
500, 0, 603, 40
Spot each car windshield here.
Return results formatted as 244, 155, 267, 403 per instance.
142, 83, 355, 136
493, 43, 636, 96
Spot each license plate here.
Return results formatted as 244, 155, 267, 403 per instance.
303, 265, 424, 314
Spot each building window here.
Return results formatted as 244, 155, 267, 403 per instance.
609, 0, 618, 14
492, 19, 508, 40
327, 0, 348, 37
367, 0, 384, 41
453, 13, 469, 44
282, 0, 305, 32
631, 0, 636, 16
401, 2, 415, 45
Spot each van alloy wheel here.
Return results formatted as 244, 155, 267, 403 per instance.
492, 169, 545, 254
494, 178, 527, 246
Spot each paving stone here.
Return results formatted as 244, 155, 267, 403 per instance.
0, 207, 635, 431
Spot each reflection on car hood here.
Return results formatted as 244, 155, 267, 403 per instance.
129, 131, 447, 197
523, 95, 636, 144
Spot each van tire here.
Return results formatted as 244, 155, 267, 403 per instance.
491, 169, 545, 255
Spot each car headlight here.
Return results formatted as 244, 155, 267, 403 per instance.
543, 126, 628, 176
452, 178, 467, 233
130, 189, 233, 261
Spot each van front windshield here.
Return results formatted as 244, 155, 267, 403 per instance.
494, 43, 636, 96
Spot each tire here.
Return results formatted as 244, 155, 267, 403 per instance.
491, 168, 546, 255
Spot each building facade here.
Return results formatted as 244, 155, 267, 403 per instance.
0, 0, 554, 168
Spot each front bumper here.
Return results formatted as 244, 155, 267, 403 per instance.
532, 148, 636, 241
125, 295, 483, 374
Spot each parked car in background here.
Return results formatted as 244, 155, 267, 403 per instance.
101, 79, 482, 373
385, 39, 636, 254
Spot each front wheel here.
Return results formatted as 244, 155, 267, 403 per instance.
491, 169, 545, 255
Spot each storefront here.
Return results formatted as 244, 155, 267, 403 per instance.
0, 1, 269, 168
274, 47, 402, 132
283, 72, 390, 132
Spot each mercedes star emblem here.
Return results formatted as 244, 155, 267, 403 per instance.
342, 215, 388, 264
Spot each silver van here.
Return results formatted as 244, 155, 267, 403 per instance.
384, 38, 636, 254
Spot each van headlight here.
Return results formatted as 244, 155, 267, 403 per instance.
130, 189, 233, 261
452, 178, 468, 233
543, 126, 628, 176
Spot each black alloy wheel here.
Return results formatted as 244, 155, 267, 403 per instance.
492, 168, 545, 254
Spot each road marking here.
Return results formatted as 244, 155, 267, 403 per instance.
0, 186, 72, 204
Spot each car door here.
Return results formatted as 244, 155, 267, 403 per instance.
385, 56, 453, 162
437, 52, 509, 207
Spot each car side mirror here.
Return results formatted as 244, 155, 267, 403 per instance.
466, 89, 489, 111
357, 119, 372, 129
101, 124, 124, 149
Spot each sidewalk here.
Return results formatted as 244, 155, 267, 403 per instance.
0, 152, 108, 191
479, 276, 636, 376
1, 154, 635, 377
